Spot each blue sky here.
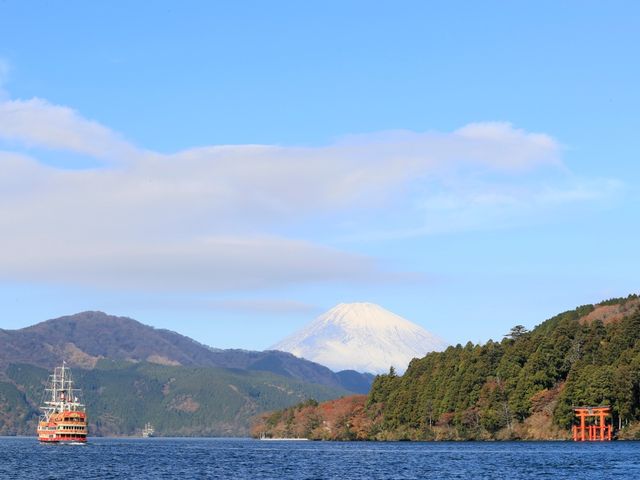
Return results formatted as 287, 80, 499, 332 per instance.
0, 1, 638, 350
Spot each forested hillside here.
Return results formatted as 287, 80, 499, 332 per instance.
254, 295, 640, 440
0, 311, 376, 437
0, 360, 349, 436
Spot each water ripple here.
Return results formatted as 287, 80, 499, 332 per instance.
0, 437, 638, 479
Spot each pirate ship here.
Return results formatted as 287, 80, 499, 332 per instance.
37, 362, 88, 443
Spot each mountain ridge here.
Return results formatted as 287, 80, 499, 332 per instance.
0, 311, 373, 393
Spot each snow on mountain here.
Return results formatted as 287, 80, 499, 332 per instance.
271, 302, 447, 374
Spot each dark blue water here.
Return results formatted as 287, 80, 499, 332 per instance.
1, 437, 639, 479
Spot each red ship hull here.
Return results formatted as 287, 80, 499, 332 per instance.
37, 411, 88, 443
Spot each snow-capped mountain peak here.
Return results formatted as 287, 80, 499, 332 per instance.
271, 302, 447, 374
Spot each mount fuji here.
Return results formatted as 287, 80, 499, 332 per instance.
271, 302, 447, 374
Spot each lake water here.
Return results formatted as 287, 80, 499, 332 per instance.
1, 437, 639, 479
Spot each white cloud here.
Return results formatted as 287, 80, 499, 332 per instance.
453, 122, 562, 171
0, 98, 138, 160
0, 96, 608, 291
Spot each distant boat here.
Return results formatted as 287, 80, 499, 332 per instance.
142, 422, 155, 438
37, 362, 88, 443
259, 433, 308, 441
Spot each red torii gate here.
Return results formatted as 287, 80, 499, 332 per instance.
573, 406, 612, 441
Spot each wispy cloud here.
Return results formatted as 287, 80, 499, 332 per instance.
341, 178, 623, 242
418, 175, 622, 229
0, 98, 138, 160
0, 95, 616, 291
0, 232, 386, 290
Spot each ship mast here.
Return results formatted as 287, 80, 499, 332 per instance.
40, 361, 85, 421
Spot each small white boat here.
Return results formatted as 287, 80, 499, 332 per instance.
142, 422, 155, 438
259, 433, 309, 441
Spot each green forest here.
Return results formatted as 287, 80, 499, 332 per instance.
255, 295, 640, 440
0, 360, 348, 437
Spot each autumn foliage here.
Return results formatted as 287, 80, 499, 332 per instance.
252, 395, 378, 440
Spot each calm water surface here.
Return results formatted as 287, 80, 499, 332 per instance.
1, 437, 638, 479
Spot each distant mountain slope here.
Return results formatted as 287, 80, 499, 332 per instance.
0, 311, 372, 394
1, 361, 349, 437
272, 303, 447, 373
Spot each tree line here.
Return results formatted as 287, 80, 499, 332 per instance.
367, 295, 640, 439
